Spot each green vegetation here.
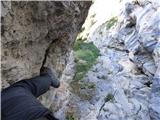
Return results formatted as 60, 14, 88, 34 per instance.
79, 82, 96, 89
105, 16, 118, 29
90, 13, 96, 18
70, 81, 96, 100
66, 112, 77, 120
80, 27, 85, 33
66, 114, 75, 120
108, 70, 113, 75
104, 93, 115, 102
73, 40, 100, 81
70, 39, 100, 100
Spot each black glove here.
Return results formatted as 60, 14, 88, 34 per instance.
40, 67, 60, 88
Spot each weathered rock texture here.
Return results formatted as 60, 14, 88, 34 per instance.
2, 0, 160, 120
60, 0, 160, 120
1, 1, 91, 88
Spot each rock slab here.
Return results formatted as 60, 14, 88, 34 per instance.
1, 1, 91, 88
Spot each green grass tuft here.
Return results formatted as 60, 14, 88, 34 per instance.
105, 16, 118, 29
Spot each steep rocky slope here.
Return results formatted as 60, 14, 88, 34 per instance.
1, 0, 160, 120
59, 0, 160, 120
1, 0, 91, 116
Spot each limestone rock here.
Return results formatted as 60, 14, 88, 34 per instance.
1, 1, 91, 88
2, 0, 160, 120
61, 0, 160, 120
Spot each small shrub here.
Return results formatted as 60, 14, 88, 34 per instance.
80, 82, 96, 89
71, 39, 99, 100
90, 13, 96, 18
80, 27, 85, 33
104, 93, 115, 102
108, 70, 113, 75
66, 112, 76, 120
70, 81, 96, 100
73, 40, 100, 82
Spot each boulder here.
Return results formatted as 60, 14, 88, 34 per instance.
1, 1, 91, 88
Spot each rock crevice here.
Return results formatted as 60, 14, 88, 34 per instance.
60, 0, 160, 120
1, 1, 91, 88
1, 1, 91, 115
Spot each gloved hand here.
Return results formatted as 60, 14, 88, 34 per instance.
40, 67, 60, 88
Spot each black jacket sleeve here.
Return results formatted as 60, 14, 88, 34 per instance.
1, 75, 57, 120
10, 74, 52, 97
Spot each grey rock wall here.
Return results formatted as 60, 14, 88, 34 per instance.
59, 0, 160, 119
1, 1, 91, 88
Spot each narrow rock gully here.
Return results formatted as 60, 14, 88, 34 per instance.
56, 0, 160, 120
1, 1, 160, 120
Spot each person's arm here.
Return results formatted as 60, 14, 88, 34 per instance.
4, 67, 60, 98
34, 111, 59, 120
11, 74, 52, 97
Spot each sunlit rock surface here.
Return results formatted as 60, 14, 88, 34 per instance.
61, 0, 160, 120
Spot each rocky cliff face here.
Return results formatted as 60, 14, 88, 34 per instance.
59, 0, 160, 119
1, 0, 160, 120
1, 1, 91, 118
1, 1, 91, 88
